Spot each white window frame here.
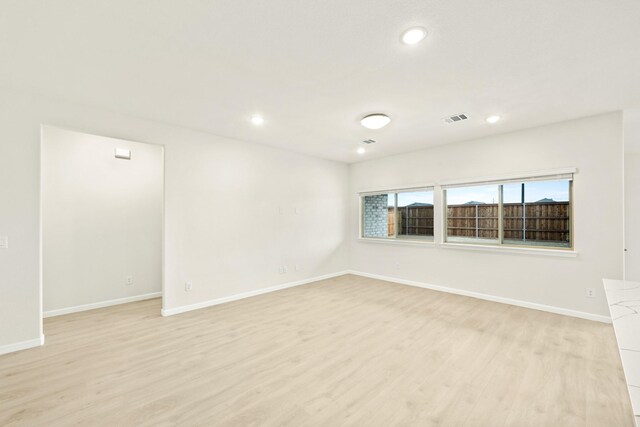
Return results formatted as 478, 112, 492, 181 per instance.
358, 185, 435, 245
441, 169, 575, 252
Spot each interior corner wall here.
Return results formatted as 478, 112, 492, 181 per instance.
624, 152, 640, 281
348, 112, 624, 317
0, 86, 349, 351
42, 127, 163, 313
624, 110, 640, 281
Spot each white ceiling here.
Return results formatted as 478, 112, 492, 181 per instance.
1, 0, 640, 163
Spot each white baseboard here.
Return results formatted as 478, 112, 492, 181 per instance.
348, 270, 611, 323
161, 271, 349, 317
0, 334, 45, 356
43, 292, 162, 318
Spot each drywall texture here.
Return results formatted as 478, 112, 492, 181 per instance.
42, 127, 163, 312
349, 113, 624, 317
0, 87, 349, 350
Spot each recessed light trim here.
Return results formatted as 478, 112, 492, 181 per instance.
357, 147, 366, 155
401, 27, 427, 45
360, 114, 391, 130
250, 115, 265, 125
486, 115, 501, 124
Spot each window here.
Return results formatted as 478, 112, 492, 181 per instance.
502, 180, 571, 248
444, 175, 572, 249
444, 184, 499, 244
361, 188, 434, 241
361, 193, 394, 238
397, 191, 435, 239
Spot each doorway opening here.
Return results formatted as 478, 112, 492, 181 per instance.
40, 126, 164, 322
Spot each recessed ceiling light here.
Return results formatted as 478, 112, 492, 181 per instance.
401, 27, 427, 45
360, 114, 391, 130
357, 147, 366, 155
485, 115, 501, 124
250, 115, 264, 125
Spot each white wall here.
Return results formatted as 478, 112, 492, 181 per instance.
624, 110, 640, 280
349, 113, 624, 318
0, 86, 349, 351
42, 127, 163, 313
625, 153, 640, 280
0, 82, 623, 353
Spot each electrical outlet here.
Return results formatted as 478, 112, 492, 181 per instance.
125, 276, 133, 286
586, 288, 595, 298
0, 236, 8, 249
185, 282, 193, 292
283, 265, 288, 273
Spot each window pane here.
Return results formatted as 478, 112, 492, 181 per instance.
396, 191, 434, 240
362, 193, 395, 238
502, 180, 571, 248
446, 185, 499, 243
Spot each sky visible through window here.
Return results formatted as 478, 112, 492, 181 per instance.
390, 191, 434, 207
446, 185, 499, 205
446, 180, 570, 205
383, 181, 569, 207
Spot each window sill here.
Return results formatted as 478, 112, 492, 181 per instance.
358, 237, 435, 247
440, 242, 578, 257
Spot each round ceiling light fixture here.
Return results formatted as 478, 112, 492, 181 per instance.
357, 147, 366, 155
360, 113, 391, 130
401, 27, 427, 45
485, 115, 501, 124
250, 115, 265, 125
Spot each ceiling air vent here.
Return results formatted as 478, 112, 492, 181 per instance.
443, 113, 469, 124
362, 139, 376, 144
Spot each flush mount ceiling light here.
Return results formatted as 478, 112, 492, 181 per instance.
486, 115, 501, 124
250, 115, 265, 125
401, 27, 427, 45
360, 114, 391, 130
357, 147, 366, 155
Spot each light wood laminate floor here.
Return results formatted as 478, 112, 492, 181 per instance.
0, 275, 633, 426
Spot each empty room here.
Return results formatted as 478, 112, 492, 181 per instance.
1, 1, 640, 426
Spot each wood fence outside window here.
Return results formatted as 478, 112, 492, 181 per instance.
387, 202, 570, 243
